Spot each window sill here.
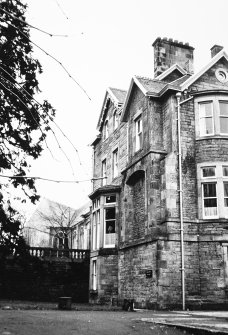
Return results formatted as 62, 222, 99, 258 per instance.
196, 135, 228, 141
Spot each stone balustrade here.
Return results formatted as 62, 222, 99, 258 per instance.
29, 247, 89, 260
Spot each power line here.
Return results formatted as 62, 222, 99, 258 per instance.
0, 77, 54, 159
0, 67, 89, 176
0, 7, 68, 37
0, 16, 91, 101
0, 174, 106, 184
54, 0, 69, 20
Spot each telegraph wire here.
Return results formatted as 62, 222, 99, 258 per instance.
0, 67, 89, 176
0, 76, 54, 158
0, 65, 90, 177
0, 76, 76, 178
0, 174, 106, 184
54, 0, 69, 20
0, 7, 68, 37
0, 16, 91, 101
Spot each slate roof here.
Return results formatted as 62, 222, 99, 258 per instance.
135, 76, 167, 94
108, 87, 127, 104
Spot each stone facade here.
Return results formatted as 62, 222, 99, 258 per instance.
89, 37, 228, 309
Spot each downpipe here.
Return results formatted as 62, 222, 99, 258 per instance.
176, 92, 194, 310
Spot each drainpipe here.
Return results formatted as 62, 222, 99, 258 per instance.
176, 92, 185, 311
176, 92, 194, 311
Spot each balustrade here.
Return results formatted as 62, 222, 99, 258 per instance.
29, 247, 89, 260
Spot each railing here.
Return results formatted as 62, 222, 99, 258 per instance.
29, 247, 89, 260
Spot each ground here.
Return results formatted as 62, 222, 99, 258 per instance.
0, 310, 185, 335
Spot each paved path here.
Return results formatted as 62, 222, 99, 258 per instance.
140, 310, 228, 334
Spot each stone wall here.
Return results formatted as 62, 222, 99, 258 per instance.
0, 256, 89, 302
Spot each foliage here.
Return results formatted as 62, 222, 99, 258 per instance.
0, 0, 55, 256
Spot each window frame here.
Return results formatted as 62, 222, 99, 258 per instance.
195, 95, 228, 138
198, 162, 228, 219
101, 159, 107, 186
103, 194, 117, 248
112, 147, 118, 179
135, 115, 143, 152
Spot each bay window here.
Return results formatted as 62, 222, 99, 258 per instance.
104, 195, 116, 248
199, 163, 228, 219
196, 95, 228, 137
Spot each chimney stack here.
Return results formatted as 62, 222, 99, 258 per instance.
210, 45, 223, 58
152, 37, 194, 78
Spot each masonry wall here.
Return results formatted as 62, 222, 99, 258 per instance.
0, 256, 89, 302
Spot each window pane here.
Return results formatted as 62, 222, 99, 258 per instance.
203, 183, 216, 197
219, 102, 228, 116
200, 117, 213, 135
106, 195, 116, 203
220, 117, 228, 133
202, 167, 215, 177
223, 166, 228, 176
200, 102, 212, 116
224, 183, 228, 197
106, 220, 115, 234
225, 198, 228, 207
204, 198, 217, 208
105, 207, 115, 220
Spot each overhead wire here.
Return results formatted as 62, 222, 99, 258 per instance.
0, 7, 68, 37
0, 76, 54, 158
54, 0, 69, 20
0, 174, 106, 184
0, 65, 90, 177
0, 76, 76, 178
0, 16, 92, 101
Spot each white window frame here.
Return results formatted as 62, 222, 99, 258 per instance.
198, 163, 228, 219
199, 101, 214, 136
92, 198, 100, 251
92, 259, 97, 291
101, 159, 107, 186
195, 95, 228, 138
135, 116, 142, 152
219, 101, 228, 135
112, 148, 118, 179
103, 195, 116, 248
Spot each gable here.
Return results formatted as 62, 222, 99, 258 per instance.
188, 57, 228, 93
181, 50, 228, 91
162, 69, 186, 83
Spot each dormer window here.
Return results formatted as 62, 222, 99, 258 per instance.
104, 120, 109, 140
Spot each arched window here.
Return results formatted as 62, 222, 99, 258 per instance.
53, 231, 69, 249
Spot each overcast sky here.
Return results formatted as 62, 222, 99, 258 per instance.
22, 0, 228, 210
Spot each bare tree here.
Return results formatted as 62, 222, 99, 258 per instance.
37, 202, 79, 249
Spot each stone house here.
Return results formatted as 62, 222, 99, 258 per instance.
89, 37, 228, 309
